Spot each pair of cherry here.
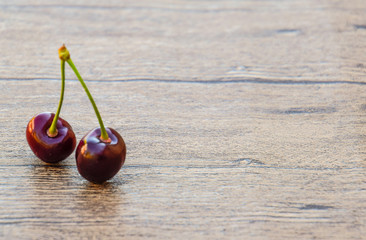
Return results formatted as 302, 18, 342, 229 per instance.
26, 45, 126, 184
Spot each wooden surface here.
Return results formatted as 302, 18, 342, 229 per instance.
0, 0, 366, 239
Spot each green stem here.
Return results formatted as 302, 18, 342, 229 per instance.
66, 58, 109, 141
48, 60, 66, 137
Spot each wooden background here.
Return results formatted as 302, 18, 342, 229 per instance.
0, 0, 365, 239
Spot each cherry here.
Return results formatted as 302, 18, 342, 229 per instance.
60, 45, 127, 183
75, 127, 126, 183
26, 52, 76, 163
26, 112, 76, 163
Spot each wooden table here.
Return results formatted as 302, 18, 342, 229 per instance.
1, 1, 365, 239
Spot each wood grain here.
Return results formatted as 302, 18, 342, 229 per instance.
0, 0, 365, 239
1, 0, 366, 83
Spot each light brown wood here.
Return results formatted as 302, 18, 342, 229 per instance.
0, 0, 365, 239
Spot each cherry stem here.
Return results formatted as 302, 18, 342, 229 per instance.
48, 60, 66, 137
66, 58, 109, 141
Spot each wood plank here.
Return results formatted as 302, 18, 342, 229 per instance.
0, 0, 366, 82
1, 80, 365, 239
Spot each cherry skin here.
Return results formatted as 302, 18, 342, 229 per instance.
75, 127, 126, 183
26, 112, 76, 163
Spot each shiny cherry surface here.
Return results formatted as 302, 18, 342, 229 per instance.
75, 127, 126, 183
26, 112, 76, 163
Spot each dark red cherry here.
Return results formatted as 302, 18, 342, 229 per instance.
26, 112, 76, 163
75, 127, 126, 183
